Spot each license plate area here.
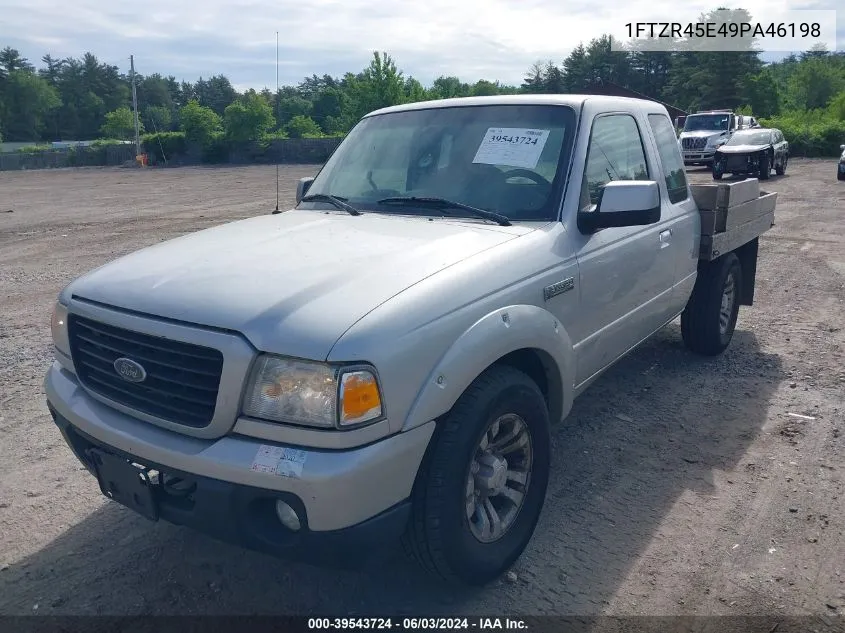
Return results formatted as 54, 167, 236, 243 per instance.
87, 448, 159, 521
727, 157, 748, 171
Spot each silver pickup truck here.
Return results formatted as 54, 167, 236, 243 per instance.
45, 95, 775, 586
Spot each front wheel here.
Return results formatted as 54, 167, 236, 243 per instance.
402, 365, 551, 585
758, 153, 770, 180
775, 155, 787, 176
681, 253, 743, 356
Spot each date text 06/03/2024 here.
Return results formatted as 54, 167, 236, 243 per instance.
307, 618, 529, 630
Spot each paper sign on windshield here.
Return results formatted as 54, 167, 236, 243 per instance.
472, 128, 551, 169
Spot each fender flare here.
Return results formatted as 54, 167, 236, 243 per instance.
403, 304, 576, 431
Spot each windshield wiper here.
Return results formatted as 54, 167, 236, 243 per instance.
300, 193, 361, 216
376, 196, 511, 226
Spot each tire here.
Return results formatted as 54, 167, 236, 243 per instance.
681, 253, 742, 356
712, 159, 724, 180
838, 167, 845, 181
758, 153, 770, 180
775, 155, 786, 176
402, 365, 551, 585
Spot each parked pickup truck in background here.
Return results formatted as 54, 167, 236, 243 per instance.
45, 95, 776, 586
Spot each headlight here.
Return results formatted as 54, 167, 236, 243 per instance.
51, 302, 70, 357
242, 355, 383, 429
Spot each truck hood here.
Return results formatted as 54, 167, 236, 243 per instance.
681, 130, 729, 144
717, 144, 769, 154
68, 210, 530, 360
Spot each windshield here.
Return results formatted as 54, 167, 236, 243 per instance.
301, 104, 576, 221
725, 130, 772, 146
684, 114, 730, 132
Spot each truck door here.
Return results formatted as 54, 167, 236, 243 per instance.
570, 112, 678, 386
645, 113, 700, 317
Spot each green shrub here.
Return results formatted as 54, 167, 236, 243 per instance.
142, 132, 187, 163
285, 115, 323, 139
90, 138, 130, 148
760, 111, 845, 157
15, 144, 53, 153
180, 100, 222, 145
201, 133, 230, 164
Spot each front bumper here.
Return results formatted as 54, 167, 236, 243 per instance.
683, 150, 716, 163
45, 362, 435, 562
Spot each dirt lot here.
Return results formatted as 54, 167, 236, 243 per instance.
0, 161, 843, 622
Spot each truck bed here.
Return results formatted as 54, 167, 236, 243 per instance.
690, 178, 777, 261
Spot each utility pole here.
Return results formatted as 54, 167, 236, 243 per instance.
130, 55, 141, 156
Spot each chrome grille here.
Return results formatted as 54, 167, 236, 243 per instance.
682, 137, 707, 150
68, 315, 224, 428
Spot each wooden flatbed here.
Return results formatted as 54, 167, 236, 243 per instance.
690, 178, 777, 261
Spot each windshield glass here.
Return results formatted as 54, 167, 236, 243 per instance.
684, 114, 730, 132
725, 130, 772, 146
301, 104, 576, 221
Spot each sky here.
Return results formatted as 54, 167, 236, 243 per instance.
0, 0, 842, 91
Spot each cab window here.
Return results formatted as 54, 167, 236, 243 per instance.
580, 114, 649, 210
648, 113, 689, 204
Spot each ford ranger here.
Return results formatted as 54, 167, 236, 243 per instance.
45, 95, 775, 586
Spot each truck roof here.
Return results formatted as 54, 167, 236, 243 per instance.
365, 94, 669, 118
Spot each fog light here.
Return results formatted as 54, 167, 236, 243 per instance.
275, 500, 302, 531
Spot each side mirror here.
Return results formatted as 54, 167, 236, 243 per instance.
578, 181, 661, 234
296, 177, 315, 204
840, 144, 845, 151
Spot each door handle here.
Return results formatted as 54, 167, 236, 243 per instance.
659, 229, 672, 247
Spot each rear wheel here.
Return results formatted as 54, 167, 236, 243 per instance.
681, 253, 742, 356
402, 365, 551, 585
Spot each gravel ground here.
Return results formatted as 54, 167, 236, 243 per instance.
0, 161, 843, 624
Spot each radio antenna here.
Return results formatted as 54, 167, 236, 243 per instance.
272, 30, 281, 214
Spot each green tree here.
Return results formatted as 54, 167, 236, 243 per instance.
662, 9, 762, 111
0, 47, 35, 77
100, 106, 143, 139
223, 90, 275, 142
561, 45, 589, 91
285, 114, 322, 138
193, 75, 238, 116
179, 99, 222, 144
543, 62, 565, 93
349, 52, 406, 118
828, 91, 845, 121
142, 105, 172, 132
312, 87, 348, 129
404, 78, 428, 101
788, 57, 845, 110
430, 76, 469, 99
744, 69, 780, 117
470, 80, 499, 96
1, 70, 61, 141
628, 39, 673, 98
276, 95, 312, 126
521, 62, 546, 93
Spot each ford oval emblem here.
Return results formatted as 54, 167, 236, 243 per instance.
113, 357, 147, 383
